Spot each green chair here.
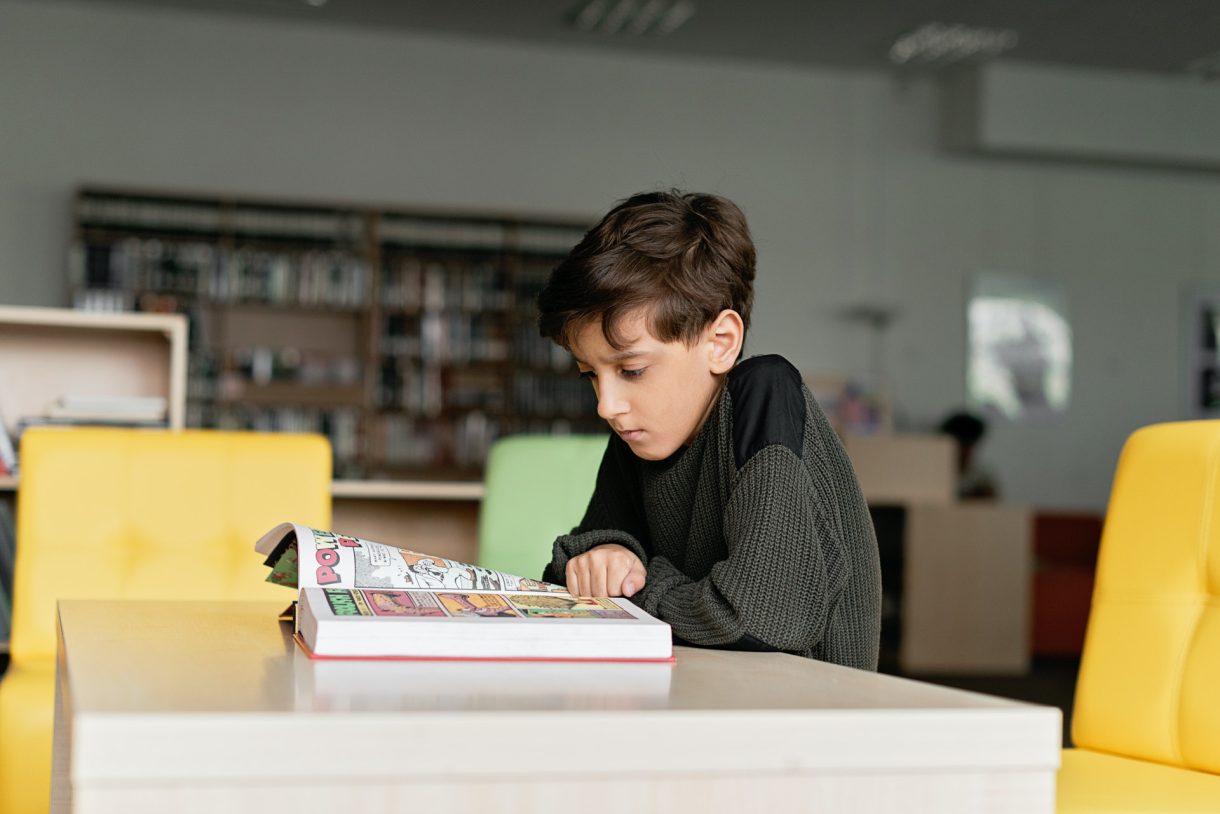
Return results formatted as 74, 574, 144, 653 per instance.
477, 434, 609, 580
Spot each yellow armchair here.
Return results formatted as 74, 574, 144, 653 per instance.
1058, 421, 1220, 811
0, 427, 331, 814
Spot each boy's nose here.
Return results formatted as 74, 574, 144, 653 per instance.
596, 386, 628, 421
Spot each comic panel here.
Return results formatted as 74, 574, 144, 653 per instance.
436, 592, 523, 618
390, 551, 481, 590
301, 526, 567, 593
266, 544, 300, 587
392, 549, 566, 593
350, 542, 431, 588
323, 588, 372, 617
505, 594, 633, 619
360, 589, 447, 617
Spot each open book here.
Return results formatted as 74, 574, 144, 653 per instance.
255, 523, 673, 662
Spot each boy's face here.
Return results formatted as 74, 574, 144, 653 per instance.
570, 310, 736, 461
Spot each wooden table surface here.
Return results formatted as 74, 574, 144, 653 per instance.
53, 599, 1061, 814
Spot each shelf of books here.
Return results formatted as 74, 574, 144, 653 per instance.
0, 305, 189, 451
70, 186, 606, 482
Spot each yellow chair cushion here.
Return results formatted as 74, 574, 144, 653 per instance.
10, 427, 332, 664
1071, 422, 1220, 773
0, 664, 55, 814
0, 427, 331, 814
1059, 748, 1220, 813
1059, 421, 1220, 813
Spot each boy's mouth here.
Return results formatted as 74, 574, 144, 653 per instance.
616, 428, 644, 441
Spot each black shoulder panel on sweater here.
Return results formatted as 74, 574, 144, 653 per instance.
727, 355, 806, 470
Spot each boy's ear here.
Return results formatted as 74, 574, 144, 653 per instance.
705, 309, 744, 374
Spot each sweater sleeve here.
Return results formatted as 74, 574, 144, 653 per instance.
541, 435, 650, 584
629, 443, 850, 652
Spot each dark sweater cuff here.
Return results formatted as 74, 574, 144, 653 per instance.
630, 554, 687, 617
541, 529, 649, 584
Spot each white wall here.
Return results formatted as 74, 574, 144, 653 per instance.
2, 0, 1218, 510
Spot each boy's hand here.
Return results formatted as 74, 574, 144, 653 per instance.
566, 544, 647, 598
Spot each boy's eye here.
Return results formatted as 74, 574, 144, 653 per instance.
620, 368, 645, 379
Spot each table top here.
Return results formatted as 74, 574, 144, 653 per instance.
57, 599, 1062, 784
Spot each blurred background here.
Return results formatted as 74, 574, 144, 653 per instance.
2, 0, 1219, 736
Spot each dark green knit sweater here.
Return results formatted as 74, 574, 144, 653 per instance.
542, 354, 881, 670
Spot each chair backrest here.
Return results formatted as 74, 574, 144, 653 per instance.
478, 434, 608, 580
11, 427, 331, 665
1072, 420, 1220, 773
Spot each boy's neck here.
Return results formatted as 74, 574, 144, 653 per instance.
683, 373, 728, 449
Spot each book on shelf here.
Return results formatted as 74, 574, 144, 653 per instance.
47, 395, 167, 423
0, 501, 13, 647
255, 523, 673, 662
16, 416, 167, 434
0, 421, 16, 477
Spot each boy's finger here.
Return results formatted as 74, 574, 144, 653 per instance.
565, 562, 580, 598
572, 558, 595, 597
622, 562, 647, 597
604, 560, 630, 597
589, 568, 608, 598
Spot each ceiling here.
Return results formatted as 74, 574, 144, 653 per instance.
55, 0, 1220, 77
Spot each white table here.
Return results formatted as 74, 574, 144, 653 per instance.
52, 600, 1061, 813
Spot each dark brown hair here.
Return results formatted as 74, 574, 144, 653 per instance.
537, 190, 756, 351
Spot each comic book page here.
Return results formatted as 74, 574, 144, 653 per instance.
318, 588, 638, 621
297, 587, 673, 661
255, 522, 566, 594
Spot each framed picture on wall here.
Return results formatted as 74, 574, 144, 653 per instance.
1182, 283, 1220, 419
967, 273, 1072, 422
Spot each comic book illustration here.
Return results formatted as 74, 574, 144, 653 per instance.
266, 522, 675, 661
436, 592, 522, 618
363, 589, 447, 617
323, 588, 372, 616
318, 588, 639, 622
257, 523, 567, 594
265, 543, 299, 588
506, 594, 634, 619
323, 588, 448, 617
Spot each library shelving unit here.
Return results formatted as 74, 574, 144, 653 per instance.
0, 305, 189, 487
68, 186, 605, 560
70, 186, 603, 479
0, 304, 189, 450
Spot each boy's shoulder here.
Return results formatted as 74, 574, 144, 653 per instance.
726, 355, 807, 469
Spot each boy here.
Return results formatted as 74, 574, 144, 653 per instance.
537, 190, 881, 670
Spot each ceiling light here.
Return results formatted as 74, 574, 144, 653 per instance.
654, 0, 696, 36
570, 0, 696, 37
889, 22, 1018, 66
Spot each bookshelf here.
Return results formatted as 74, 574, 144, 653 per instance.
70, 186, 605, 482
0, 305, 188, 435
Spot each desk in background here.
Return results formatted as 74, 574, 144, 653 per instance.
52, 600, 1060, 814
